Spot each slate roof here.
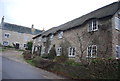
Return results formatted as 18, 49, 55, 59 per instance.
2, 22, 42, 35
33, 1, 120, 39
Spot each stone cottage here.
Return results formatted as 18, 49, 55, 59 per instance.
32, 1, 120, 61
0, 17, 42, 49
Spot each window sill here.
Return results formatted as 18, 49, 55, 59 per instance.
68, 56, 75, 58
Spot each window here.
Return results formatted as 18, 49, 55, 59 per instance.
35, 46, 38, 52
88, 20, 98, 32
43, 37, 47, 42
39, 37, 42, 42
87, 45, 97, 58
3, 41, 9, 46
33, 39, 36, 44
68, 47, 76, 57
4, 33, 10, 38
42, 46, 45, 54
58, 31, 63, 39
24, 44, 27, 48
116, 45, 120, 59
115, 17, 120, 30
56, 47, 62, 56
50, 34, 54, 40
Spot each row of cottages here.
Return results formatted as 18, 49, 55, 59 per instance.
0, 16, 42, 49
32, 1, 120, 61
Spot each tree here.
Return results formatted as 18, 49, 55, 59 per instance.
75, 31, 96, 61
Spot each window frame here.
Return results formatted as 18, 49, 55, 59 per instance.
116, 45, 120, 59
39, 36, 42, 42
4, 33, 10, 38
87, 45, 97, 58
3, 41, 9, 46
68, 47, 76, 57
115, 17, 120, 31
58, 31, 63, 39
23, 44, 27, 48
50, 34, 54, 40
88, 20, 98, 32
56, 47, 62, 56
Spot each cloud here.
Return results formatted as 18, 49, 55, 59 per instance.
1, 0, 117, 30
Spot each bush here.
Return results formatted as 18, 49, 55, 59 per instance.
7, 45, 14, 48
26, 41, 33, 50
32, 56, 55, 69
54, 56, 67, 63
48, 46, 56, 60
0, 43, 2, 47
23, 50, 32, 60
64, 59, 81, 66
41, 54, 49, 59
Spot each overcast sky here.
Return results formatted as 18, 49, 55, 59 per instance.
0, 0, 118, 30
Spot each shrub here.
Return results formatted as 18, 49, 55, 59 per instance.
26, 41, 33, 50
41, 54, 49, 59
64, 59, 81, 66
54, 56, 67, 63
7, 45, 14, 48
23, 50, 32, 60
48, 46, 56, 60
0, 43, 2, 47
32, 56, 55, 69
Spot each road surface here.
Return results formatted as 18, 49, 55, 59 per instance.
2, 49, 64, 79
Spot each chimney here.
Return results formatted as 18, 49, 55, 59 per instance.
32, 24, 34, 28
43, 27, 45, 31
1, 16, 4, 23
118, 0, 120, 10
31, 24, 35, 34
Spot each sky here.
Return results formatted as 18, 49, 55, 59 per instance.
0, 0, 118, 30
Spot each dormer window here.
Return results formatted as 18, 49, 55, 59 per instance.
115, 17, 120, 30
58, 31, 63, 39
39, 37, 42, 42
50, 34, 54, 40
33, 39, 36, 44
88, 20, 98, 32
43, 37, 47, 42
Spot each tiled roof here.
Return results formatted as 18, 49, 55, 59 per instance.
2, 22, 42, 35
33, 1, 120, 39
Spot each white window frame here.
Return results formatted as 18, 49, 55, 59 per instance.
33, 39, 36, 44
41, 46, 45, 54
50, 34, 54, 40
56, 47, 62, 56
115, 45, 120, 59
88, 20, 98, 32
115, 17, 120, 31
4, 33, 10, 38
39, 37, 42, 42
23, 44, 27, 48
68, 47, 76, 57
43, 37, 47, 42
35, 46, 38, 52
3, 41, 9, 46
58, 31, 63, 39
87, 45, 97, 58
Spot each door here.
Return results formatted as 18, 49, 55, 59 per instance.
16, 43, 19, 49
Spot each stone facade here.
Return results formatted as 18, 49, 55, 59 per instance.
0, 18, 42, 49
32, 2, 120, 61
